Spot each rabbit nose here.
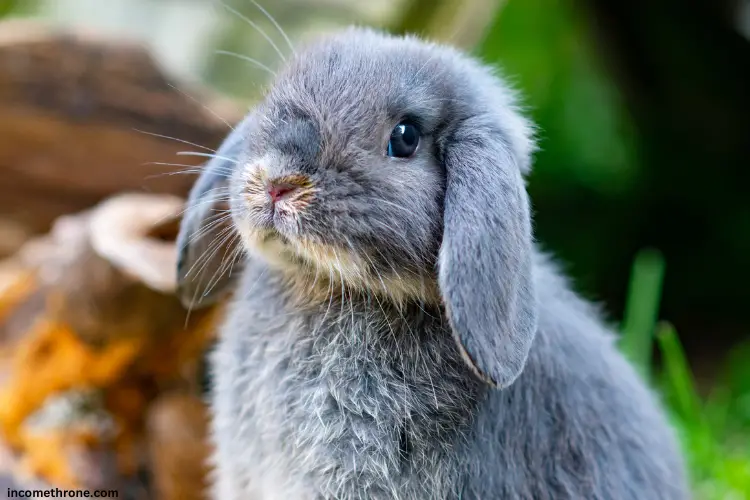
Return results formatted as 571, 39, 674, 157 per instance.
267, 180, 299, 203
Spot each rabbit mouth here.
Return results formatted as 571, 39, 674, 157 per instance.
254, 228, 361, 275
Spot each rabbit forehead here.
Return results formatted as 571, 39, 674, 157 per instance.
259, 27, 534, 174
265, 30, 457, 134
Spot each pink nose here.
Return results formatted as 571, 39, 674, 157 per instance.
267, 181, 298, 203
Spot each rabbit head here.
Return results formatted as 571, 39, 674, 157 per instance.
178, 27, 539, 388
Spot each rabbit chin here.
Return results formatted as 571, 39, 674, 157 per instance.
237, 224, 440, 306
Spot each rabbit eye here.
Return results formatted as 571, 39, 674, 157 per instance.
387, 122, 419, 158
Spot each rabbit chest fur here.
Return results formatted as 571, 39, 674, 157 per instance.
209, 256, 688, 500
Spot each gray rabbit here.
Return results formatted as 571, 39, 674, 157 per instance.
176, 27, 689, 500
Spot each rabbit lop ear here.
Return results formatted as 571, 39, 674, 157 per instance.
175, 119, 248, 309
438, 111, 538, 389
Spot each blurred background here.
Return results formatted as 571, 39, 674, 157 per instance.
0, 0, 748, 498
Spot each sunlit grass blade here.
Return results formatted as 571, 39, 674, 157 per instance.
619, 248, 666, 380
656, 321, 704, 428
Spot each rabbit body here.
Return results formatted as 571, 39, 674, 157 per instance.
176, 27, 689, 500
209, 254, 687, 500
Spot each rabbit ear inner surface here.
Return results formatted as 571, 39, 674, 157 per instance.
438, 115, 538, 388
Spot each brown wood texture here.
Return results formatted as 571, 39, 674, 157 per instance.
0, 19, 244, 258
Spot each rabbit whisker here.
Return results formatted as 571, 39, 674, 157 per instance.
186, 239, 234, 306
136, 194, 223, 231
143, 171, 201, 182
184, 187, 231, 208
183, 272, 203, 327
216, 51, 277, 77
170, 190, 230, 226
241, 268, 267, 303
217, 0, 287, 62
247, 0, 295, 55
223, 238, 246, 279
189, 212, 232, 245
143, 161, 235, 176
177, 151, 239, 163
133, 129, 216, 152
167, 83, 236, 131
203, 232, 242, 298
183, 222, 235, 281
142, 167, 226, 183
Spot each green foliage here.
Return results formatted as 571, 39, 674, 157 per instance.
0, 0, 17, 17
615, 249, 750, 498
477, 0, 639, 196
619, 248, 665, 381
618, 259, 750, 499
0, 0, 37, 17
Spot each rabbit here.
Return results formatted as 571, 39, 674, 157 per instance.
175, 27, 690, 500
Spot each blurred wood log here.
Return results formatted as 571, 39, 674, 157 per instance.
0, 19, 244, 258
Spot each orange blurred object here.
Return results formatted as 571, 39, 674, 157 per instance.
0, 193, 224, 495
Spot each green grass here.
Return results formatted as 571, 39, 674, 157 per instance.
619, 249, 750, 499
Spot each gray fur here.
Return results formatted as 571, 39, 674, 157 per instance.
179, 27, 690, 499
